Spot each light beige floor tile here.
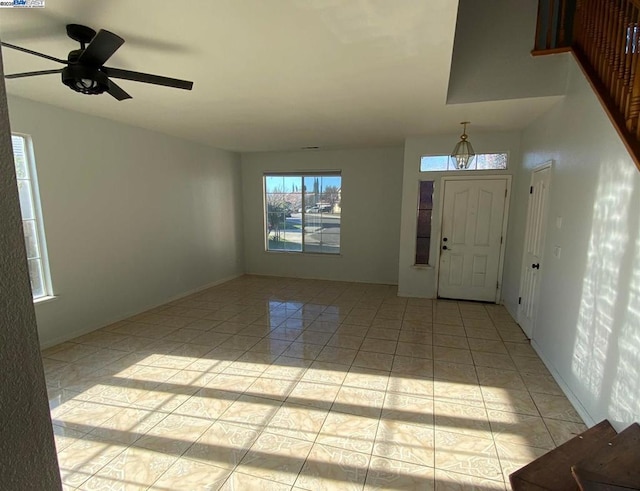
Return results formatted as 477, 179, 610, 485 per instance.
433, 381, 484, 408
148, 458, 231, 490
333, 386, 385, 418
480, 387, 538, 416
530, 392, 582, 422
183, 421, 261, 468
467, 338, 508, 355
353, 351, 394, 371
317, 411, 379, 453
43, 277, 587, 491
475, 367, 525, 390
381, 392, 434, 425
471, 352, 516, 371
434, 401, 491, 439
434, 469, 505, 490
433, 334, 470, 350
219, 472, 292, 490
295, 443, 370, 491
58, 435, 127, 488
343, 368, 390, 392
360, 338, 398, 355
301, 361, 349, 385
89, 406, 167, 444
494, 440, 549, 483
219, 394, 279, 427
395, 341, 433, 359
433, 346, 474, 365
135, 413, 214, 454
386, 374, 434, 398
247, 375, 298, 401
433, 361, 478, 384
392, 355, 434, 378
265, 402, 328, 442
174, 387, 238, 420
287, 381, 340, 410
364, 456, 435, 490
79, 447, 176, 491
487, 410, 555, 449
519, 371, 564, 396
237, 433, 313, 484
434, 430, 502, 481
373, 420, 435, 467
543, 418, 588, 446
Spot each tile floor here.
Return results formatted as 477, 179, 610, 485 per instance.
44, 276, 586, 490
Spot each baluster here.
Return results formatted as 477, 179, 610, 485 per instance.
605, 0, 619, 95
626, 5, 640, 131
600, 0, 613, 81
622, 3, 635, 117
614, 0, 631, 112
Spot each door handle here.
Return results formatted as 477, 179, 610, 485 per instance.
532, 263, 540, 269
442, 245, 449, 251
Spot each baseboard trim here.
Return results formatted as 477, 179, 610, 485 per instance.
530, 339, 596, 428
39, 273, 243, 349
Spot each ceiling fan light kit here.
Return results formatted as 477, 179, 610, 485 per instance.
1, 23, 194, 100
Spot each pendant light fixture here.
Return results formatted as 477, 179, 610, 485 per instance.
451, 121, 475, 170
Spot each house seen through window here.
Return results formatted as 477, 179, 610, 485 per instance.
12, 134, 53, 300
264, 173, 341, 254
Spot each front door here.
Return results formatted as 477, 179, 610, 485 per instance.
438, 178, 509, 302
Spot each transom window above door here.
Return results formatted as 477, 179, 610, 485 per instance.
420, 153, 508, 172
264, 173, 341, 254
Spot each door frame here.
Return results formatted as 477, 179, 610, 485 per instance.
517, 160, 553, 338
435, 175, 512, 303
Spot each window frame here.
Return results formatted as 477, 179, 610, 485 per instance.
12, 133, 54, 301
419, 152, 509, 172
415, 180, 434, 266
263, 171, 342, 255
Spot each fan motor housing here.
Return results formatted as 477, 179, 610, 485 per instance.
62, 65, 109, 95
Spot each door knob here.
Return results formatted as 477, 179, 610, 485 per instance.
442, 237, 448, 242
532, 263, 540, 269
442, 245, 449, 250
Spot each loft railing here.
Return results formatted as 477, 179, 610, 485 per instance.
534, 0, 640, 169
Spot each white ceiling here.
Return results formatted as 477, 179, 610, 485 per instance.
0, 0, 563, 152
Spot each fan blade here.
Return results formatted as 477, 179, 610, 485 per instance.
5, 69, 63, 79
0, 41, 67, 64
78, 30, 124, 66
106, 79, 132, 101
102, 67, 193, 90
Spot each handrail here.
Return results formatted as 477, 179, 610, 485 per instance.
535, 0, 640, 170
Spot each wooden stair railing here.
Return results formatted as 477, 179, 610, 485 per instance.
534, 0, 640, 171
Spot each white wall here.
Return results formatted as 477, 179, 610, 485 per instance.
8, 96, 244, 347
398, 131, 521, 298
241, 147, 403, 284
506, 59, 640, 429
447, 0, 569, 104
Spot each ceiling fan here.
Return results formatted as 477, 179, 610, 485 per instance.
0, 24, 194, 100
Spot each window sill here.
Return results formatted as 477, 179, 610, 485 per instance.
264, 250, 342, 257
34, 295, 58, 305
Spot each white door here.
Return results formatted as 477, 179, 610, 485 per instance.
438, 178, 509, 302
518, 163, 552, 338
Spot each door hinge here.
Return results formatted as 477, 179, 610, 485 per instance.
518, 296, 522, 304
500, 236, 503, 245
496, 281, 500, 289
530, 186, 533, 194
505, 189, 508, 198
